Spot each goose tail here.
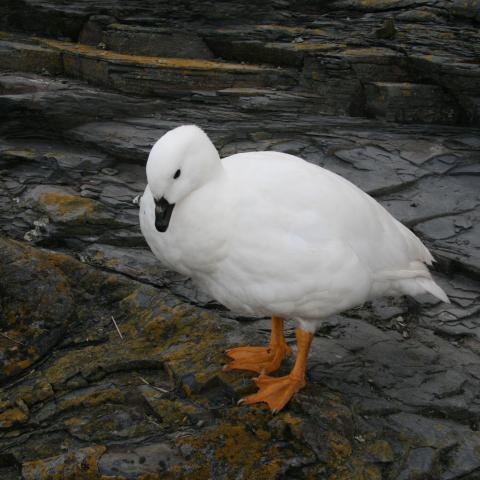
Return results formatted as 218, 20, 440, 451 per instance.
375, 262, 450, 304
414, 277, 450, 304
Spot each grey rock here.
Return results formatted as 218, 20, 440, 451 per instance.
0, 0, 479, 477
98, 443, 182, 478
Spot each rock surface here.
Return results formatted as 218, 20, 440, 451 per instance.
0, 1, 479, 479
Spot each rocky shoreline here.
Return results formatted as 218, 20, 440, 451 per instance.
0, 1, 479, 478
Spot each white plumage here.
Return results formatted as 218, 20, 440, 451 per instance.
140, 125, 450, 412
140, 125, 448, 333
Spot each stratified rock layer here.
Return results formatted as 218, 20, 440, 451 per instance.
1, 0, 479, 125
0, 1, 479, 479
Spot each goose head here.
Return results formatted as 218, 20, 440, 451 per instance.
146, 125, 220, 232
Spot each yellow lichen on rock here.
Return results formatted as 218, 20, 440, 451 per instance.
3, 148, 37, 161
22, 445, 107, 480
39, 191, 98, 220
3, 357, 35, 377
328, 432, 353, 459
177, 421, 281, 479
142, 394, 200, 429
366, 439, 394, 462
290, 42, 345, 52
0, 406, 29, 429
57, 387, 125, 412
343, 47, 398, 57
28, 381, 54, 405
42, 38, 276, 73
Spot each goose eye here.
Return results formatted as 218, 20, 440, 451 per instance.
173, 169, 181, 179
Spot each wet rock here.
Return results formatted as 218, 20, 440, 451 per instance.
365, 82, 460, 125
140, 385, 209, 429
0, 232, 479, 478
85, 22, 216, 60
374, 18, 397, 39
2, 1, 479, 125
77, 15, 116, 47
97, 443, 182, 478
0, 238, 322, 478
389, 413, 480, 479
0, 37, 62, 75
396, 446, 437, 480
0, 237, 75, 382
0, 1, 480, 477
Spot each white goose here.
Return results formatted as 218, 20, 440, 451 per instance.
139, 125, 449, 412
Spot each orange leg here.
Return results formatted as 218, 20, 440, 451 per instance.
223, 316, 292, 374
239, 328, 314, 413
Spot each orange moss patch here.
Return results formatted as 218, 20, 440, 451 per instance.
366, 439, 394, 462
359, 0, 396, 7
343, 47, 398, 57
177, 422, 281, 479
256, 24, 307, 34
42, 349, 89, 385
325, 431, 354, 479
15, 381, 54, 406
328, 432, 352, 459
3, 148, 37, 160
57, 387, 125, 412
290, 42, 345, 51
3, 357, 34, 376
39, 191, 98, 218
362, 465, 382, 480
0, 407, 29, 429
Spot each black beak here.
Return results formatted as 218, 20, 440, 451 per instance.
154, 196, 175, 232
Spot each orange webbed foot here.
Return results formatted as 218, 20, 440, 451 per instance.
223, 343, 292, 374
239, 374, 305, 413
